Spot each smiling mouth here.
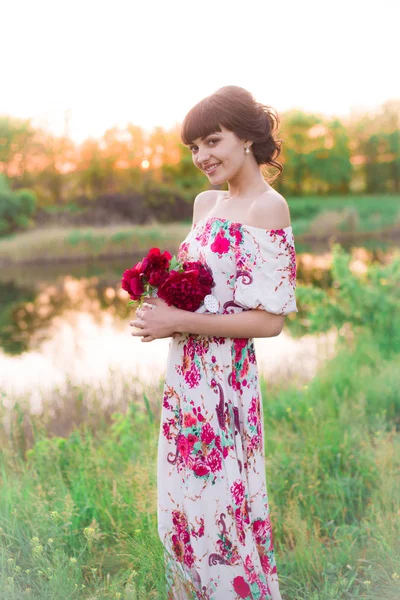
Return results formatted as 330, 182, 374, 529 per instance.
204, 163, 221, 174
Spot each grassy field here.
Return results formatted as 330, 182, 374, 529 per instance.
1, 244, 400, 599
0, 195, 399, 265
0, 328, 399, 599
286, 194, 400, 236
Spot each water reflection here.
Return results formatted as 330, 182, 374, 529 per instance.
0, 237, 398, 406
0, 307, 337, 413
0, 274, 129, 355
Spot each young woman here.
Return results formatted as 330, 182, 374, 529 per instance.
130, 85, 298, 600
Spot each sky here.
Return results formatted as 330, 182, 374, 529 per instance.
2, 0, 399, 144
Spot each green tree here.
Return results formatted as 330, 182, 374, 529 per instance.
350, 100, 400, 193
307, 119, 352, 194
280, 111, 320, 195
0, 116, 36, 181
0, 174, 37, 235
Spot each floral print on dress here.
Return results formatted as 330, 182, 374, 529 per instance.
157, 216, 298, 599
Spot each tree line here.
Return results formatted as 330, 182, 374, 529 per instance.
0, 100, 399, 209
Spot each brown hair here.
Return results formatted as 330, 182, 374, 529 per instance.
181, 85, 283, 181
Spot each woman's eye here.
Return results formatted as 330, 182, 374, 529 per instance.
189, 139, 218, 152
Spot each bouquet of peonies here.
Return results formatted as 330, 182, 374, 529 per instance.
121, 247, 217, 312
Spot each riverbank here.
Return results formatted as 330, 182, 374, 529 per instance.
1, 237, 400, 598
1, 206, 400, 266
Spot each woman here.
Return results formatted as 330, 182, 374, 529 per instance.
130, 85, 298, 600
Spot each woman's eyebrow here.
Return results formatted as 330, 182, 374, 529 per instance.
188, 132, 221, 145
200, 132, 221, 141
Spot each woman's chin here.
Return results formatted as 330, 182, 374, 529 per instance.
207, 174, 225, 185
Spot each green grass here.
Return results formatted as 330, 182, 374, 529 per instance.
0, 222, 400, 599
0, 223, 188, 265
0, 195, 399, 265
287, 194, 400, 237
0, 326, 399, 599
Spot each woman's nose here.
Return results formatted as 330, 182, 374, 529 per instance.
197, 148, 211, 165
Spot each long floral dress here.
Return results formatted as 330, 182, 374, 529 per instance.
157, 216, 298, 600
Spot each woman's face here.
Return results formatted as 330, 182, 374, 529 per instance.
188, 124, 249, 185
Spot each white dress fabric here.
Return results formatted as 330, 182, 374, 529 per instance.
157, 216, 298, 600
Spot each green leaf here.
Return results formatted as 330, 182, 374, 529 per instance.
143, 393, 154, 423
169, 255, 179, 271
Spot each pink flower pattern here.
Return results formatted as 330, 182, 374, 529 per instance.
158, 216, 298, 599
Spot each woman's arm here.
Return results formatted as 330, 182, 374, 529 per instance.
130, 298, 285, 342
176, 308, 285, 339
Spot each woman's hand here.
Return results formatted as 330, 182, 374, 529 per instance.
129, 298, 183, 343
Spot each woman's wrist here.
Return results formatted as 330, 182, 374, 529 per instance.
176, 308, 191, 334
175, 307, 282, 339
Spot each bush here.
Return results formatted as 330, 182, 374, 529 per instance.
0, 174, 37, 236
35, 184, 193, 227
296, 243, 400, 358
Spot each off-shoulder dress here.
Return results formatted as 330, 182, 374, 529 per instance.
157, 216, 298, 600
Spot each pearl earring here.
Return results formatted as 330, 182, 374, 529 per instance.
245, 146, 250, 154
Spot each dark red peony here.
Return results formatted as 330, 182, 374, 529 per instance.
157, 267, 213, 311
121, 265, 145, 300
140, 247, 172, 286
121, 247, 214, 311
182, 261, 214, 293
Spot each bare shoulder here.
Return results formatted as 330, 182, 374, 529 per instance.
192, 190, 219, 224
250, 189, 291, 229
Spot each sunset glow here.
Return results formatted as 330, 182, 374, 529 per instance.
1, 0, 399, 144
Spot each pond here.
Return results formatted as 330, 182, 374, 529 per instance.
1, 234, 399, 412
